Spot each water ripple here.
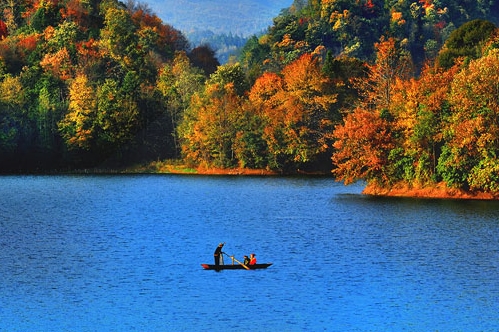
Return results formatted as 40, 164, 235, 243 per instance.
0, 176, 497, 330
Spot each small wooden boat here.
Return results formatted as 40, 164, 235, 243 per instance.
201, 263, 273, 270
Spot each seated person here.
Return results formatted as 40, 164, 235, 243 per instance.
243, 255, 250, 265
249, 253, 257, 265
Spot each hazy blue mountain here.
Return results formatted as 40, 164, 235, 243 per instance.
143, 0, 293, 36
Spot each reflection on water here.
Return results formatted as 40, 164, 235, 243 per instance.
0, 175, 498, 331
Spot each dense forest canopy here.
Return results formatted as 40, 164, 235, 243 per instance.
0, 0, 218, 170
1, 0, 499, 196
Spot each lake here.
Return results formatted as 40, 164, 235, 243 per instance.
0, 175, 498, 331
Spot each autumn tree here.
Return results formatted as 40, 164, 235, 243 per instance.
178, 82, 246, 168
156, 51, 205, 156
319, 0, 389, 59
40, 47, 74, 80
0, 74, 24, 159
27, 0, 61, 32
439, 48, 499, 193
280, 52, 337, 166
332, 107, 395, 184
361, 36, 413, 111
0, 74, 24, 106
249, 53, 337, 171
129, 3, 188, 61
386, 62, 459, 185
60, 0, 93, 29
0, 0, 18, 34
0, 20, 7, 39
99, 4, 140, 69
207, 62, 249, 97
58, 73, 97, 151
179, 62, 274, 168
332, 37, 411, 184
74, 38, 101, 79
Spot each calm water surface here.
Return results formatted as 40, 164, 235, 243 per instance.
0, 175, 498, 331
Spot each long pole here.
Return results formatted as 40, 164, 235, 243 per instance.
223, 253, 250, 270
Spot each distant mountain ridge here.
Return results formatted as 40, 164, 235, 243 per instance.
144, 0, 293, 36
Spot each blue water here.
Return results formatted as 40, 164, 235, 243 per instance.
0, 175, 498, 331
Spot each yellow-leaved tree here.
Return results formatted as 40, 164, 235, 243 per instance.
58, 73, 97, 150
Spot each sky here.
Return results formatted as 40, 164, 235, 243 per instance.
140, 0, 294, 36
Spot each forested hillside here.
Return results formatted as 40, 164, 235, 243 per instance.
2, 0, 499, 197
0, 0, 219, 170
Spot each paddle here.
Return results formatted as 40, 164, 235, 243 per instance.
223, 252, 250, 270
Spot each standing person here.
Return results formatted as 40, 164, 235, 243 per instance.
214, 243, 224, 266
249, 253, 257, 265
243, 255, 250, 265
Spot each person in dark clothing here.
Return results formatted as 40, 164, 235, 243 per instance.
243, 255, 250, 265
214, 243, 224, 266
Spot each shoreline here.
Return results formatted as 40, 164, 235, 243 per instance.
363, 182, 498, 200
7, 163, 499, 200
157, 165, 499, 200
152, 163, 280, 176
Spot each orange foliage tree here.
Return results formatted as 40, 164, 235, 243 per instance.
360, 36, 413, 111
332, 37, 410, 185
131, 7, 188, 59
249, 53, 337, 170
40, 47, 73, 80
332, 107, 395, 184
59, 0, 90, 28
